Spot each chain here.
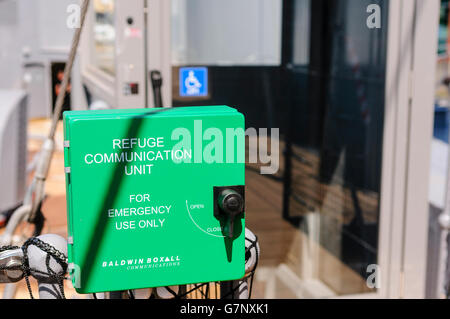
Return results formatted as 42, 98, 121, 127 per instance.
0, 245, 20, 253
0, 237, 68, 299
22, 237, 68, 299
1, 235, 257, 300
22, 237, 68, 268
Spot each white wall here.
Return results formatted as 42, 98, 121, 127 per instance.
0, 0, 22, 88
0, 0, 76, 117
36, 0, 76, 54
0, 0, 75, 84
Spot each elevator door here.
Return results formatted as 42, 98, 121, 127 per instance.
170, 0, 391, 298
282, 0, 388, 296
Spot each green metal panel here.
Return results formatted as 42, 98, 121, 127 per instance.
63, 106, 245, 294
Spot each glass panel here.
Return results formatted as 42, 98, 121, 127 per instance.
171, 0, 282, 66
170, 0, 388, 297
92, 0, 116, 75
285, 0, 388, 296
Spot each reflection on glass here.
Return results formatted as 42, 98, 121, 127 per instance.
93, 0, 115, 75
169, 0, 389, 298
284, 0, 388, 296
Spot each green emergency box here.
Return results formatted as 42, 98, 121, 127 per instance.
63, 106, 246, 294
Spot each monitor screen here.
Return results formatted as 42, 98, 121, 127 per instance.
92, 0, 116, 75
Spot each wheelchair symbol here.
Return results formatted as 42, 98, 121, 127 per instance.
180, 67, 208, 97
185, 71, 202, 96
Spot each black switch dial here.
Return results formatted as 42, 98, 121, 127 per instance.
219, 190, 244, 215
217, 189, 244, 238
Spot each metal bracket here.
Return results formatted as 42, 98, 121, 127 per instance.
0, 248, 24, 283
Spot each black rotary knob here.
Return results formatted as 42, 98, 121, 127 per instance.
218, 189, 244, 238
218, 189, 244, 215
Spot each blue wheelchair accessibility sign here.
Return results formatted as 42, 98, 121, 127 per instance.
179, 67, 208, 97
